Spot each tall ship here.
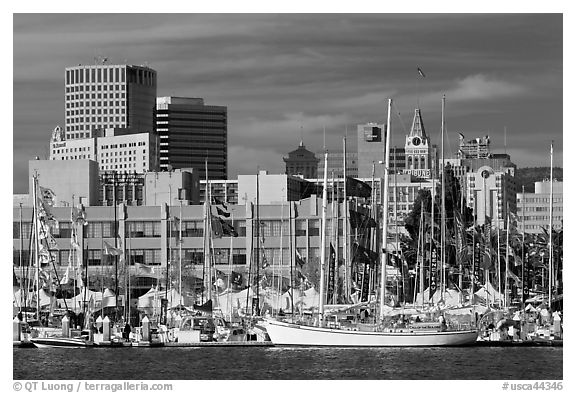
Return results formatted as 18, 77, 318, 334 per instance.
261, 98, 479, 346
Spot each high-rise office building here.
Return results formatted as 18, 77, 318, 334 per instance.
156, 97, 228, 180
64, 63, 157, 140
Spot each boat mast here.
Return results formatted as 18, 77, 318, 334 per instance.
441, 95, 446, 300
319, 151, 329, 324
204, 159, 212, 303
31, 175, 41, 324
505, 212, 510, 309
255, 169, 261, 315
343, 136, 349, 302
548, 142, 554, 306
379, 98, 392, 320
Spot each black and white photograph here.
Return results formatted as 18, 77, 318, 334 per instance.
11, 9, 565, 386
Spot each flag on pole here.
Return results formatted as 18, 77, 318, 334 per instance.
60, 265, 70, 285
72, 207, 88, 226
103, 241, 122, 256
348, 209, 377, 229
295, 249, 306, 267
345, 177, 372, 198
417, 67, 426, 78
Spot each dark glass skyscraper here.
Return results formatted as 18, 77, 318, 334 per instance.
156, 96, 228, 180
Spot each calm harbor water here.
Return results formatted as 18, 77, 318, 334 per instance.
14, 346, 562, 380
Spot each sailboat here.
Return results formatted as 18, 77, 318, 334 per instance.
262, 98, 478, 346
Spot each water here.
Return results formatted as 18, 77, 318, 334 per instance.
14, 346, 562, 380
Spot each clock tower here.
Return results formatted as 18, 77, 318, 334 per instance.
404, 108, 432, 178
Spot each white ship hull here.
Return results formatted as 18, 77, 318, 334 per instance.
31, 337, 92, 348
263, 319, 478, 347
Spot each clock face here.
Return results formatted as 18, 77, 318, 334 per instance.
481, 170, 490, 179
412, 137, 421, 146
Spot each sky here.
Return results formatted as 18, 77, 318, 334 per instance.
12, 13, 564, 193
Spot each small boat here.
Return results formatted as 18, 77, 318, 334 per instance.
30, 337, 92, 348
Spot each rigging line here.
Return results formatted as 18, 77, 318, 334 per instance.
392, 101, 408, 135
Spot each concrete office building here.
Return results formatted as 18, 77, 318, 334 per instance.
156, 97, 228, 180
50, 127, 159, 174
64, 63, 157, 140
516, 180, 563, 233
465, 166, 517, 226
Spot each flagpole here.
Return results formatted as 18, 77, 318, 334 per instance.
379, 98, 392, 321
505, 213, 510, 309
179, 199, 183, 305
497, 216, 501, 309
113, 172, 119, 320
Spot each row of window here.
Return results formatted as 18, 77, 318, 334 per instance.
518, 206, 563, 212
66, 84, 126, 93
67, 100, 126, 109
518, 197, 563, 203
66, 67, 126, 85
66, 92, 126, 102
67, 116, 125, 124
101, 150, 145, 157
67, 107, 125, 116
13, 219, 356, 240
102, 141, 146, 149
13, 246, 342, 268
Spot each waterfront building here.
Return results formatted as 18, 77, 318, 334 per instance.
516, 180, 563, 233
284, 141, 319, 179
12, 197, 348, 298
64, 63, 157, 140
156, 96, 228, 180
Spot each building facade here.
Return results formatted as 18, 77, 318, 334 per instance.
516, 180, 563, 233
465, 165, 517, 226
357, 123, 409, 179
283, 141, 319, 179
404, 109, 433, 179
29, 159, 100, 206
316, 151, 359, 179
156, 97, 228, 180
50, 128, 159, 174
64, 63, 157, 140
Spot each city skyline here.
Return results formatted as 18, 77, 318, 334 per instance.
13, 13, 563, 194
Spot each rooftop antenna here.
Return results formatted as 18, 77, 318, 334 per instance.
300, 121, 304, 146
323, 125, 326, 151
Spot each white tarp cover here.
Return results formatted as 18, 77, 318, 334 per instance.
414, 288, 463, 307
474, 281, 504, 305
138, 288, 184, 310
13, 289, 53, 308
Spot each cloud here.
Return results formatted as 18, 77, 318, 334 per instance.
444, 74, 526, 102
